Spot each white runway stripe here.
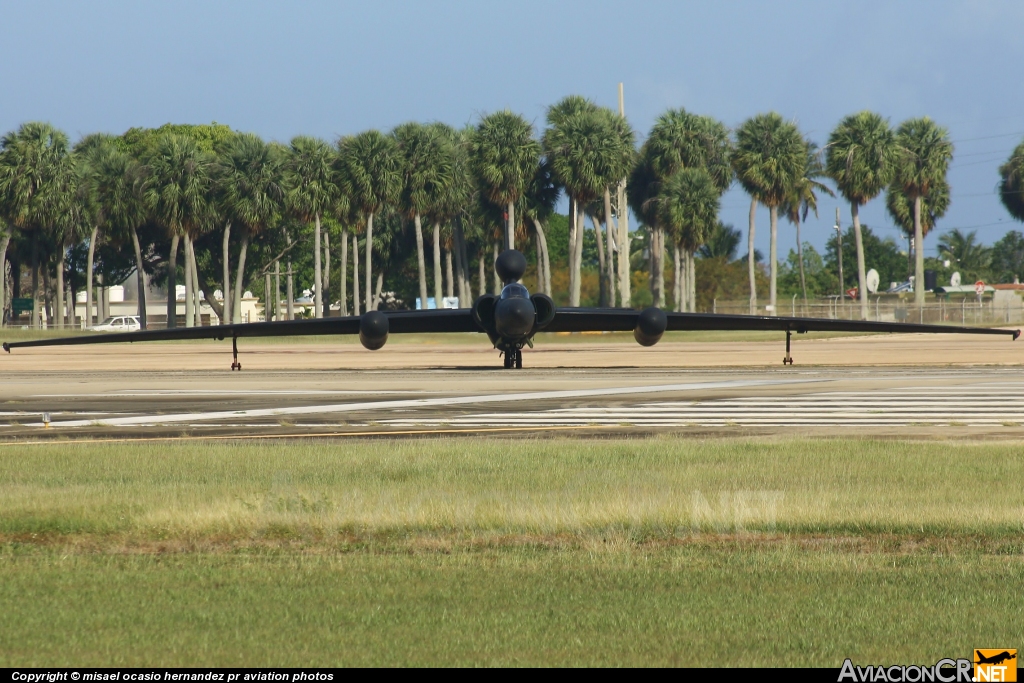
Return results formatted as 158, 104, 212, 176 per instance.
36, 378, 822, 428
380, 384, 1024, 429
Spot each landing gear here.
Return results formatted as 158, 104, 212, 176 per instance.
502, 347, 523, 369
231, 336, 242, 371
782, 329, 793, 366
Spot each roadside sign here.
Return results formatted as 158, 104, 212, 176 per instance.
11, 297, 33, 313
975, 280, 986, 295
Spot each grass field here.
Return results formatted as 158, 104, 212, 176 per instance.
1, 437, 1022, 666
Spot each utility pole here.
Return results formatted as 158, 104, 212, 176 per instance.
835, 207, 844, 314
617, 82, 630, 309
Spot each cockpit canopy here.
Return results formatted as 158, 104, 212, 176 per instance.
500, 283, 530, 300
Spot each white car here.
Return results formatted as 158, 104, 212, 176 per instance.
88, 316, 141, 332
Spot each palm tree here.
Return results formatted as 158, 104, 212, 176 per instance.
0, 221, 9, 326
217, 134, 285, 323
40, 155, 84, 329
89, 143, 151, 328
892, 117, 954, 306
656, 167, 720, 312
999, 139, 1024, 228
336, 130, 403, 312
544, 107, 625, 306
631, 109, 732, 310
825, 111, 897, 319
72, 133, 117, 327
523, 158, 560, 295
698, 222, 743, 260
0, 122, 70, 328
886, 178, 949, 277
283, 136, 338, 319
393, 123, 456, 310
731, 113, 805, 316
779, 141, 835, 306
472, 111, 540, 254
938, 229, 990, 282
146, 134, 214, 328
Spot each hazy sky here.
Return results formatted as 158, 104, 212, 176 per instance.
3, 0, 1023, 262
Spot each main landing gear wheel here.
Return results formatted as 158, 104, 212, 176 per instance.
502, 349, 523, 369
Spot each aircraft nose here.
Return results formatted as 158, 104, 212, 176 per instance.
494, 297, 535, 338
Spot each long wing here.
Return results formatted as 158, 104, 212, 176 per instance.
546, 308, 1020, 339
4, 307, 1018, 353
3, 309, 479, 351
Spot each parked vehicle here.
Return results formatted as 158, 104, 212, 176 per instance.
88, 316, 141, 332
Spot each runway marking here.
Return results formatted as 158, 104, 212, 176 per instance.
34, 378, 823, 428
381, 383, 1024, 429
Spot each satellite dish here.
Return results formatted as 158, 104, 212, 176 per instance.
950, 271, 961, 287
866, 269, 880, 294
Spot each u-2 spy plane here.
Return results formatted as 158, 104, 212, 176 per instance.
3, 249, 1019, 368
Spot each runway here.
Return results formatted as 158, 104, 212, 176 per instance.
2, 354, 1024, 439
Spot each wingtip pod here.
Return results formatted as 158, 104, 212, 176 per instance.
1015, 330, 1021, 341
359, 311, 389, 350
2, 342, 8, 353
634, 307, 668, 347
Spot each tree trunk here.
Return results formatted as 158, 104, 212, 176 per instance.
445, 249, 454, 299
673, 241, 682, 312
30, 230, 39, 328
351, 232, 359, 317
604, 186, 616, 307
414, 213, 428, 309
274, 260, 281, 322
506, 201, 515, 251
167, 233, 178, 328
265, 272, 271, 322
913, 195, 925, 308
233, 232, 248, 324
287, 260, 295, 320
478, 251, 486, 297
313, 213, 323, 319
190, 236, 201, 327
456, 220, 470, 306
364, 212, 374, 312
374, 272, 383, 308
568, 198, 576, 299
0, 228, 9, 327
184, 236, 194, 328
593, 213, 607, 307
571, 205, 585, 307
42, 266, 52, 327
340, 228, 348, 316
323, 231, 330, 316
492, 242, 500, 293
194, 268, 226, 323
85, 226, 97, 327
688, 249, 696, 313
769, 204, 778, 316
747, 198, 757, 315
851, 203, 869, 320
532, 218, 552, 296
618, 182, 631, 308
796, 217, 807, 308
432, 222, 442, 307
654, 228, 666, 309
130, 225, 148, 330
56, 246, 65, 330
221, 221, 232, 325
453, 230, 466, 306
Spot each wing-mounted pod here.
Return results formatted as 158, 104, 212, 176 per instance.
359, 311, 389, 350
634, 307, 668, 346
472, 294, 500, 346
530, 293, 555, 333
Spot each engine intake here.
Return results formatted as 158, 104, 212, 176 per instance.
634, 307, 667, 346
359, 311, 389, 350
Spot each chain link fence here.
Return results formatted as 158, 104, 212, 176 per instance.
710, 296, 1024, 326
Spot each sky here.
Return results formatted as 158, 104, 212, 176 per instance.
3, 0, 1024, 264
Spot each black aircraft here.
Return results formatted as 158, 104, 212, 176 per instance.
3, 249, 1019, 369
